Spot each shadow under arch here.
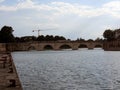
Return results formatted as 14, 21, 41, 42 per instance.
78, 44, 88, 48
28, 46, 36, 51
94, 45, 102, 48
43, 45, 53, 50
59, 44, 72, 50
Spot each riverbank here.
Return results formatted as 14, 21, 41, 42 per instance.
0, 52, 23, 90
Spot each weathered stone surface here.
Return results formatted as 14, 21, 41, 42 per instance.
0, 44, 6, 52
4, 41, 103, 51
103, 40, 120, 51
0, 53, 23, 90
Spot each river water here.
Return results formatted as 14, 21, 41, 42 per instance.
12, 49, 120, 90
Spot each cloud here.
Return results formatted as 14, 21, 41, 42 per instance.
0, 0, 34, 11
0, 0, 5, 3
50, 2, 102, 17
50, 1, 120, 18
17, 0, 34, 9
1, 0, 120, 39
102, 0, 120, 18
0, 5, 17, 11
0, 0, 120, 18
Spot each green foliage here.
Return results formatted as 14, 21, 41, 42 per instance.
36, 35, 66, 41
54, 36, 66, 41
16, 35, 66, 42
87, 39, 94, 42
18, 36, 36, 42
76, 38, 85, 42
37, 35, 45, 41
103, 29, 115, 41
0, 26, 15, 43
95, 37, 103, 42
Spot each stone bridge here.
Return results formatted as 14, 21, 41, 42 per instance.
7, 41, 103, 51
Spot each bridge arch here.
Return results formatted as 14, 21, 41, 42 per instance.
43, 45, 53, 50
59, 44, 72, 50
78, 44, 88, 48
94, 44, 102, 48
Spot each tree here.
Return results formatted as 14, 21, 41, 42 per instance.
87, 39, 94, 42
54, 36, 65, 41
79, 38, 85, 42
15, 37, 21, 42
37, 35, 45, 41
75, 38, 85, 42
114, 28, 120, 39
0, 26, 15, 43
103, 29, 115, 41
76, 38, 80, 41
45, 35, 53, 41
54, 36, 60, 41
19, 36, 36, 42
95, 37, 103, 42
59, 36, 66, 40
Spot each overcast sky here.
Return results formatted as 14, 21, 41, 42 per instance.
0, 0, 120, 40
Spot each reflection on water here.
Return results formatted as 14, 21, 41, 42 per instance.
12, 49, 120, 90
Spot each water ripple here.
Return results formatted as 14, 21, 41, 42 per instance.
12, 50, 120, 90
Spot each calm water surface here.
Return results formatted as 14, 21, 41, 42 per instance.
12, 49, 120, 90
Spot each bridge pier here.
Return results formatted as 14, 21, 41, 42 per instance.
72, 47, 78, 50
72, 43, 79, 50
87, 42, 94, 50
54, 46, 61, 50
88, 47, 94, 49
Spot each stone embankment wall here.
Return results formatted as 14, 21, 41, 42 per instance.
0, 43, 6, 52
103, 40, 120, 51
0, 45, 23, 90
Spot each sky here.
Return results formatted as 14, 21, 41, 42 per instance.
0, 0, 120, 40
